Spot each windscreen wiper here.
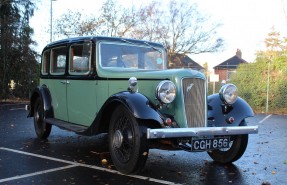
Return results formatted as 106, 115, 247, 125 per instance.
121, 39, 136, 45
121, 39, 162, 54
143, 41, 162, 54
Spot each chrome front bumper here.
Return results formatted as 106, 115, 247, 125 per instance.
147, 126, 259, 139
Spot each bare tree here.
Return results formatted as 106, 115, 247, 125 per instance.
99, 0, 137, 37
130, 0, 223, 66
164, 0, 223, 55
54, 0, 137, 38
53, 0, 223, 67
54, 10, 103, 39
129, 1, 166, 41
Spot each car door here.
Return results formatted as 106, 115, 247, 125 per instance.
66, 42, 98, 126
49, 46, 68, 122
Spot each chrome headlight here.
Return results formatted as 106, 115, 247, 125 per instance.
219, 84, 238, 105
156, 80, 176, 104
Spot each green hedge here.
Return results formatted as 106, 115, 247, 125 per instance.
229, 53, 287, 114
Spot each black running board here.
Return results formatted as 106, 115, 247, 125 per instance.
46, 118, 88, 133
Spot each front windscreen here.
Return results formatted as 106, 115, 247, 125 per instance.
99, 42, 166, 71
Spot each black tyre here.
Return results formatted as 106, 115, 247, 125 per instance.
207, 121, 248, 163
109, 105, 149, 174
33, 97, 52, 139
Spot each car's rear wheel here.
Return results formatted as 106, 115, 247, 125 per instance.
33, 97, 52, 139
109, 105, 149, 174
207, 121, 248, 163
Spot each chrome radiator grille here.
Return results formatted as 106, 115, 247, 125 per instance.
182, 78, 206, 128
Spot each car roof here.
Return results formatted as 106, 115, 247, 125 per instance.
44, 36, 164, 50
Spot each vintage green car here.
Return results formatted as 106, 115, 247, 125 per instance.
28, 36, 258, 174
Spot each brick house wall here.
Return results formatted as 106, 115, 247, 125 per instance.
214, 49, 247, 82
214, 69, 227, 81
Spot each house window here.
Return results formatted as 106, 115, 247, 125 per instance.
227, 70, 236, 81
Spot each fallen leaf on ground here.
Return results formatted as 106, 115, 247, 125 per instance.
101, 159, 108, 165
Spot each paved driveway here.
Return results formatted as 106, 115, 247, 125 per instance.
0, 105, 286, 184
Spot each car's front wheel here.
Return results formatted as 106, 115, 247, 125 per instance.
109, 105, 149, 174
207, 121, 248, 163
33, 97, 52, 139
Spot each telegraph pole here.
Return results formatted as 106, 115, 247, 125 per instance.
50, 0, 57, 42
266, 59, 271, 113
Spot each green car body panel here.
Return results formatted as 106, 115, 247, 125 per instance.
96, 67, 206, 128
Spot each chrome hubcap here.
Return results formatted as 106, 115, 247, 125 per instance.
35, 111, 39, 121
114, 130, 123, 149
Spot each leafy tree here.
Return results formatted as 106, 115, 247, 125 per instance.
263, 29, 287, 58
0, 0, 38, 99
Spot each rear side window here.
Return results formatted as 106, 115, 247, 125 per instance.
41, 50, 50, 75
50, 46, 66, 75
69, 42, 92, 75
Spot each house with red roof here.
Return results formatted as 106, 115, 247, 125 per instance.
213, 49, 247, 82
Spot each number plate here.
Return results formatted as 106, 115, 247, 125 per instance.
191, 137, 230, 151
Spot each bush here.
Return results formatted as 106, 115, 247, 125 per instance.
230, 53, 287, 114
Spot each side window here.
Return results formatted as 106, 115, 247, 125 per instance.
50, 46, 66, 75
69, 42, 92, 75
41, 50, 50, 75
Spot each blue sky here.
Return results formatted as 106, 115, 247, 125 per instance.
30, 0, 287, 70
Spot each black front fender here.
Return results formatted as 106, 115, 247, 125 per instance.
28, 85, 54, 118
91, 91, 164, 134
208, 94, 254, 127
108, 91, 164, 124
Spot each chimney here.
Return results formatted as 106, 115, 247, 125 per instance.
236, 49, 242, 58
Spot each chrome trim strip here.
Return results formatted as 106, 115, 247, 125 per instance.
147, 126, 259, 139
